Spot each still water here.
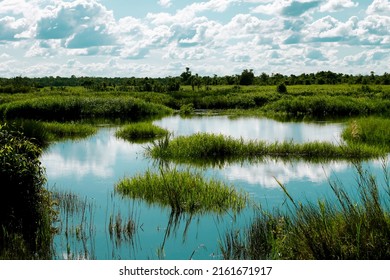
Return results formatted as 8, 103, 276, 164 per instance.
40, 116, 388, 259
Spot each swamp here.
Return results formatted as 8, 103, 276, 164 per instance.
1, 74, 390, 260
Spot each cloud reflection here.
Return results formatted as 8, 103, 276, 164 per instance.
224, 159, 351, 188
40, 128, 144, 180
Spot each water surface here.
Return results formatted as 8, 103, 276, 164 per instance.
40, 116, 388, 259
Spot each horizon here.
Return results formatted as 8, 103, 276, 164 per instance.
0, 0, 389, 78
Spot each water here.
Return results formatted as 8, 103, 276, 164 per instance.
40, 115, 388, 259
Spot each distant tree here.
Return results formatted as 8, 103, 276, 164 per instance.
239, 69, 255, 85
180, 67, 192, 85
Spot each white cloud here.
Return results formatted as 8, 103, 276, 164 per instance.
158, 0, 172, 8
367, 0, 390, 15
320, 0, 358, 12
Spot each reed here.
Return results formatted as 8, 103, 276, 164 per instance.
5, 120, 97, 147
147, 133, 385, 165
220, 162, 390, 260
1, 96, 173, 121
115, 122, 168, 143
342, 117, 390, 150
115, 168, 247, 214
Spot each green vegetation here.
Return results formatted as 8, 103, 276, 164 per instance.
342, 117, 390, 151
147, 133, 385, 165
6, 120, 97, 147
115, 122, 168, 143
115, 168, 247, 214
0, 96, 173, 121
0, 124, 54, 259
221, 163, 390, 260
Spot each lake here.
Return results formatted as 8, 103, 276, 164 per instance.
40, 115, 388, 259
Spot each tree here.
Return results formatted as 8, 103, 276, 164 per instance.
239, 69, 255, 85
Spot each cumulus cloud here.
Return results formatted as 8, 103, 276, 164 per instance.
36, 0, 116, 48
367, 0, 390, 15
320, 0, 358, 12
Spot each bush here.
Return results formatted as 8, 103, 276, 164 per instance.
276, 83, 287, 94
0, 124, 53, 259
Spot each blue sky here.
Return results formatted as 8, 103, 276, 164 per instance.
0, 0, 389, 77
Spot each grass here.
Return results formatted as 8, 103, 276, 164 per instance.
0, 95, 173, 121
342, 117, 390, 150
115, 122, 168, 143
6, 120, 97, 147
51, 190, 96, 260
147, 133, 386, 165
115, 167, 248, 215
221, 162, 390, 260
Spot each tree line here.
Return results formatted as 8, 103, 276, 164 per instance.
1, 70, 389, 94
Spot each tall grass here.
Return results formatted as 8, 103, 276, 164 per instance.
1, 96, 173, 121
221, 162, 390, 260
147, 133, 385, 165
51, 190, 96, 260
115, 167, 247, 215
5, 120, 97, 147
342, 117, 390, 150
115, 122, 168, 143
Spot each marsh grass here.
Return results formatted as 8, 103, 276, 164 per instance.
342, 117, 390, 150
115, 122, 168, 143
1, 96, 173, 121
221, 162, 390, 260
115, 167, 247, 215
51, 190, 96, 260
147, 133, 385, 165
5, 120, 97, 147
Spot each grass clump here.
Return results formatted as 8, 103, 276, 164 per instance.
115, 168, 247, 214
115, 122, 168, 143
148, 133, 385, 165
221, 163, 390, 260
342, 117, 390, 150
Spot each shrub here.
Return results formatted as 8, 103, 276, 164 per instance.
0, 124, 53, 259
277, 83, 287, 94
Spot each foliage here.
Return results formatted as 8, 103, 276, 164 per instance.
0, 124, 54, 259
276, 83, 287, 94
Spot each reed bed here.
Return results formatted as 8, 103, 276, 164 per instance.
115, 168, 247, 214
6, 120, 97, 147
115, 122, 168, 143
1, 96, 173, 121
221, 162, 390, 260
147, 133, 385, 164
342, 117, 390, 150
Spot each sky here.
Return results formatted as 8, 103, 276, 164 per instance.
0, 0, 389, 78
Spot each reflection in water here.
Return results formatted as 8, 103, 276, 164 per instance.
154, 115, 344, 143
40, 116, 386, 259
224, 159, 351, 188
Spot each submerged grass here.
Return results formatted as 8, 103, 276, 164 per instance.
221, 162, 390, 260
147, 133, 385, 165
115, 122, 168, 143
115, 168, 247, 215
